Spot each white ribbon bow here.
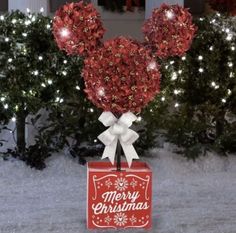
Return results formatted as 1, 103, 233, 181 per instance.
98, 112, 139, 167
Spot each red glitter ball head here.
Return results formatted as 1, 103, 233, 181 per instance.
142, 4, 197, 59
52, 1, 105, 56
82, 37, 161, 113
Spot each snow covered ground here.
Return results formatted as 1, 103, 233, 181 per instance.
0, 147, 236, 233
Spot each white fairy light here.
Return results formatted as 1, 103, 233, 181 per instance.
22, 33, 27, 37
38, 56, 43, 61
26, 8, 31, 13
5, 37, 9, 42
166, 10, 175, 19
170, 60, 175, 65
225, 28, 230, 33
215, 85, 219, 89
198, 55, 203, 61
136, 116, 142, 122
41, 83, 46, 87
161, 97, 165, 102
8, 58, 13, 63
4, 104, 8, 109
60, 28, 70, 38
12, 19, 17, 24
89, 108, 94, 113
175, 103, 179, 108
165, 65, 168, 70
31, 16, 36, 22
33, 70, 39, 76
25, 20, 31, 26
12, 30, 16, 34
230, 72, 234, 78
171, 72, 177, 80
0, 97, 5, 101
47, 79, 52, 85
94, 139, 97, 143
62, 71, 67, 76
174, 89, 180, 95
211, 81, 216, 87
228, 62, 233, 67
199, 68, 204, 73
231, 46, 235, 51
178, 70, 183, 74
226, 34, 233, 41
209, 46, 214, 51
55, 97, 60, 102
59, 98, 64, 103
221, 98, 226, 103
199, 18, 204, 21
46, 24, 51, 29
0, 15, 4, 21
40, 7, 44, 13
63, 60, 67, 64
181, 56, 186, 61
228, 89, 232, 95
11, 117, 16, 122
76, 85, 80, 90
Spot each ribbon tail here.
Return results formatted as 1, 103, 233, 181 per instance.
101, 138, 118, 165
120, 142, 139, 168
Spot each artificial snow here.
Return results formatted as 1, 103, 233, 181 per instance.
0, 148, 236, 233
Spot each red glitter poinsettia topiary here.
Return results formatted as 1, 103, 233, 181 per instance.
82, 37, 161, 113
142, 4, 197, 59
52, 1, 105, 56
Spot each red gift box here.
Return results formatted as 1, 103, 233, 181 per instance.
87, 161, 152, 229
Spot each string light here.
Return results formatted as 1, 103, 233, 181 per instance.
63, 60, 67, 64
181, 56, 186, 61
33, 70, 39, 76
89, 108, 94, 113
198, 55, 203, 60
161, 97, 165, 102
40, 7, 44, 13
0, 97, 5, 101
211, 81, 216, 87
22, 33, 27, 37
209, 46, 214, 51
226, 34, 233, 41
228, 62, 233, 67
221, 98, 226, 103
5, 37, 9, 42
26, 8, 31, 13
175, 103, 179, 108
8, 58, 13, 63
199, 68, 204, 73
47, 79, 52, 85
46, 24, 51, 29
228, 89, 232, 95
62, 71, 67, 76
174, 89, 181, 95
41, 83, 46, 87
38, 56, 43, 61
12, 19, 17, 24
170, 61, 175, 65
11, 117, 16, 122
178, 70, 182, 74
136, 116, 142, 122
76, 85, 80, 90
0, 15, 4, 21
4, 104, 8, 109
25, 20, 31, 26
171, 72, 177, 80
231, 46, 235, 51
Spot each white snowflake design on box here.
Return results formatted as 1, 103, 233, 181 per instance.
105, 178, 113, 189
129, 215, 137, 225
104, 215, 112, 225
114, 177, 128, 191
114, 212, 128, 226
130, 178, 138, 189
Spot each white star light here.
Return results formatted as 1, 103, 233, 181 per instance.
166, 10, 174, 19
60, 28, 70, 38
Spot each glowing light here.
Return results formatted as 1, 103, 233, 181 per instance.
12, 19, 17, 24
231, 46, 235, 51
25, 20, 31, 26
55, 97, 60, 102
47, 79, 52, 85
136, 116, 142, 122
211, 82, 216, 87
22, 33, 27, 37
221, 98, 226, 103
178, 70, 183, 74
5, 37, 9, 42
94, 139, 97, 143
41, 83, 46, 87
199, 68, 204, 73
230, 72, 234, 78
26, 8, 31, 13
60, 28, 70, 38
181, 56, 186, 61
174, 89, 180, 95
170, 61, 175, 65
0, 97, 5, 101
63, 60, 67, 64
59, 98, 64, 103
166, 10, 175, 19
33, 70, 39, 76
11, 117, 16, 122
209, 46, 213, 51
199, 18, 204, 21
161, 97, 165, 101
8, 58, 13, 63
4, 104, 8, 109
38, 56, 43, 61
76, 85, 80, 90
198, 55, 203, 60
147, 61, 157, 71
228, 62, 233, 67
46, 24, 51, 29
89, 108, 94, 113
40, 7, 44, 13
171, 72, 177, 81
0, 15, 4, 21
175, 103, 179, 108
97, 87, 105, 96
62, 71, 67, 76
226, 34, 233, 41
228, 89, 232, 95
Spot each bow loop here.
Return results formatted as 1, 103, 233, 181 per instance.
98, 111, 139, 167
